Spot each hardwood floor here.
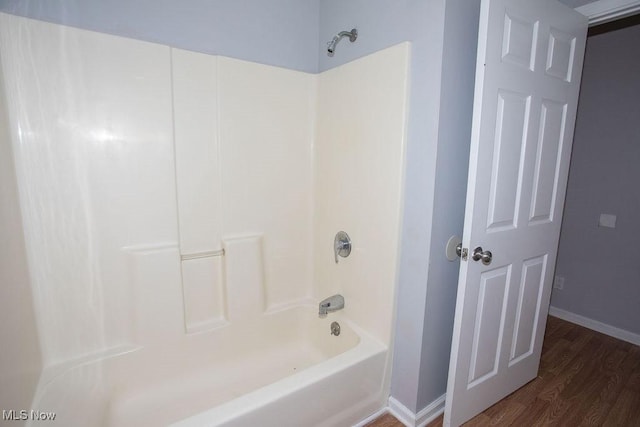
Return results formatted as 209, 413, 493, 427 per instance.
366, 316, 640, 426
366, 413, 406, 427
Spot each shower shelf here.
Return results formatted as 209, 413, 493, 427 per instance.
180, 249, 225, 261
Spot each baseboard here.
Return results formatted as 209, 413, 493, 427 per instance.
415, 395, 446, 427
388, 394, 445, 427
388, 397, 414, 426
549, 306, 640, 346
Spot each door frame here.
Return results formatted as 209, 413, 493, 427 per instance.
579, 0, 640, 25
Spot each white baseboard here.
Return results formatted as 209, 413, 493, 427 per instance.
415, 395, 446, 427
388, 394, 445, 427
388, 397, 414, 426
549, 306, 640, 346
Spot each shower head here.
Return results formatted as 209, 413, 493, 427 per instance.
326, 28, 358, 56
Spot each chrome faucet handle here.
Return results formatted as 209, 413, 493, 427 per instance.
334, 231, 352, 263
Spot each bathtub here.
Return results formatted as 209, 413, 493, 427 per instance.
30, 306, 388, 427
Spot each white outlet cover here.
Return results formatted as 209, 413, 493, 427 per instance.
553, 276, 565, 290
598, 213, 617, 228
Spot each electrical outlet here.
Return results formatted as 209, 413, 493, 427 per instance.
553, 275, 565, 290
598, 213, 617, 228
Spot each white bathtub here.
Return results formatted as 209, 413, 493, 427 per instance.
30, 306, 388, 427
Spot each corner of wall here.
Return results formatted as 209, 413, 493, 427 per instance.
389, 0, 450, 414
415, 0, 481, 411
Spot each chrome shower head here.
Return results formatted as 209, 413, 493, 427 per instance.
326, 28, 358, 56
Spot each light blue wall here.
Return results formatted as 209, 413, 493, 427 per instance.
319, 0, 426, 71
417, 0, 480, 408
0, 0, 320, 73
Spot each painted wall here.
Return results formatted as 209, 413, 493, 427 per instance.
0, 0, 319, 73
417, 0, 481, 409
0, 54, 42, 416
552, 23, 640, 335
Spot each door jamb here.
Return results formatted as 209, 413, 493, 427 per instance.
577, 0, 640, 25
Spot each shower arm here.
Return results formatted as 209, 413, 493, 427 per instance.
327, 28, 358, 56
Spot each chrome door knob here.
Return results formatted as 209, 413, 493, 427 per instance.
472, 246, 493, 265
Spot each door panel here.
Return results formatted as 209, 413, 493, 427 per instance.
501, 13, 538, 71
510, 254, 547, 364
487, 90, 530, 231
530, 100, 567, 224
468, 265, 511, 387
546, 28, 577, 81
444, 0, 587, 425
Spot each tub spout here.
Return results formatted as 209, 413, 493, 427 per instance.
319, 294, 344, 318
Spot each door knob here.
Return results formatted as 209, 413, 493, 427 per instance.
472, 246, 492, 265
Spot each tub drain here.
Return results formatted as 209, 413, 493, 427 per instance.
330, 321, 341, 336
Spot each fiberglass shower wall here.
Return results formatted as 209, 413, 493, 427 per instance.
0, 12, 408, 372
0, 46, 43, 414
172, 51, 316, 333
0, 14, 178, 365
0, 13, 316, 367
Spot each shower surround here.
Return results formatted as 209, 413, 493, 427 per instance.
0, 13, 409, 426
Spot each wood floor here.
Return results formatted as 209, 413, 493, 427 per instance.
366, 316, 640, 426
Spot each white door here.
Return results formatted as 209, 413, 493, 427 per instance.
444, 0, 587, 425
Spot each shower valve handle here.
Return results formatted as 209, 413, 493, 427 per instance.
334, 231, 352, 263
